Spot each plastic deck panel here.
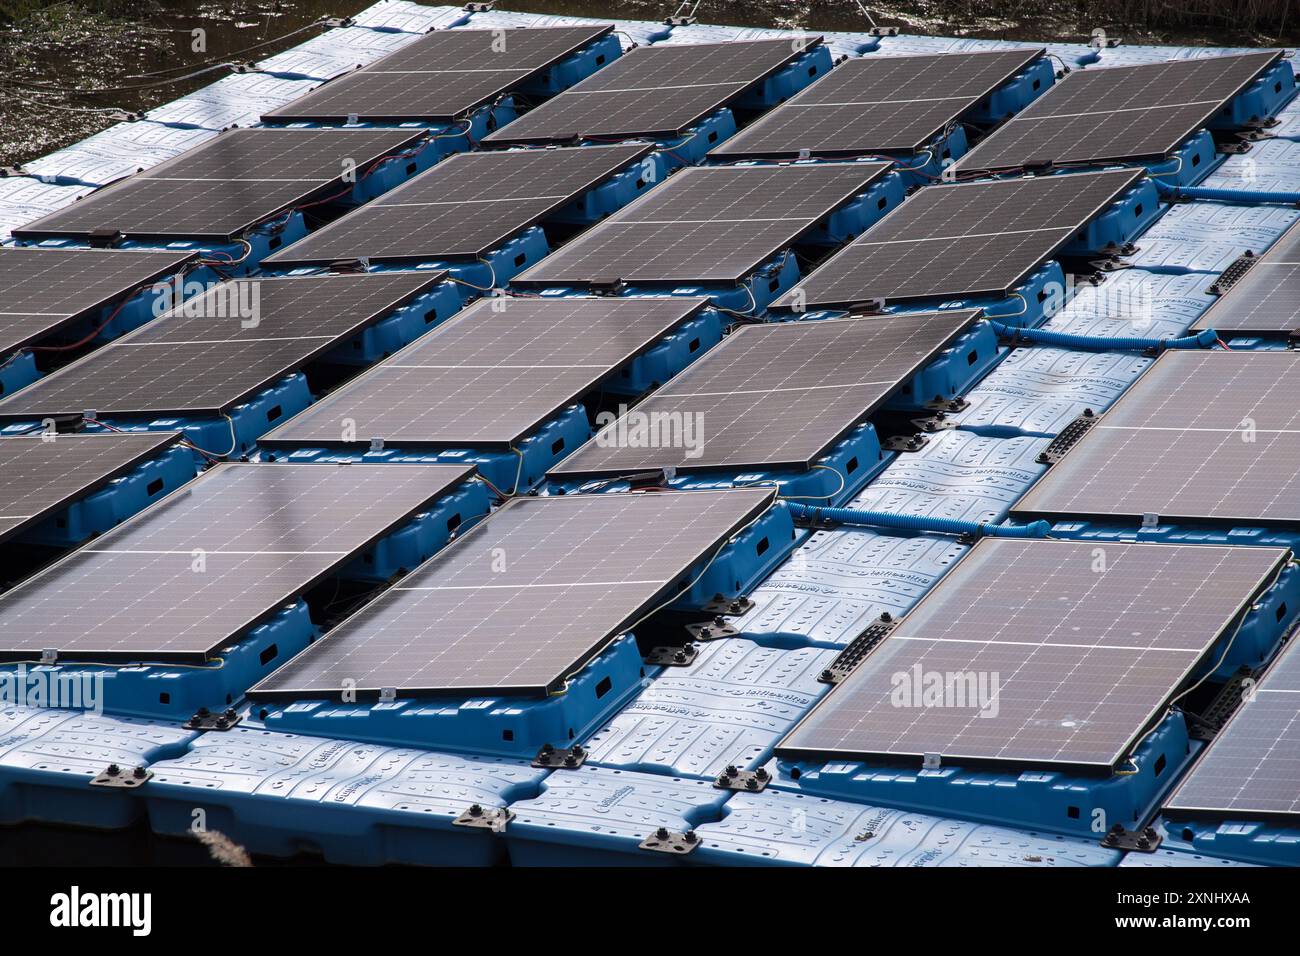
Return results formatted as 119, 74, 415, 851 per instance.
455, 8, 670, 50
1205, 140, 1300, 194
1119, 848, 1258, 867
1127, 202, 1300, 275
840, 430, 1050, 525
504, 766, 730, 865
20, 123, 217, 188
0, 707, 195, 830
1048, 269, 1217, 336
734, 529, 969, 649
0, 179, 93, 244
1092, 44, 1271, 68
143, 73, 322, 130
659, 23, 877, 59
349, 1, 471, 32
582, 638, 836, 780
947, 346, 1156, 438
690, 790, 1121, 866
257, 27, 428, 81
142, 726, 544, 865
873, 33, 1095, 68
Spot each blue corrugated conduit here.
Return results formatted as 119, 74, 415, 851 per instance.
986, 320, 1220, 351
784, 503, 1052, 538
1153, 180, 1300, 205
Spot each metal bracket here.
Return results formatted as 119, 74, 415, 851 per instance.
1209, 251, 1258, 295
881, 433, 928, 452
664, 16, 697, 26
819, 615, 898, 684
1219, 139, 1253, 155
1188, 666, 1256, 741
588, 277, 626, 296
639, 827, 700, 855
714, 765, 770, 792
91, 764, 151, 788
923, 397, 968, 414
684, 618, 738, 642
453, 804, 513, 832
1101, 824, 1162, 853
644, 643, 699, 667
869, 26, 899, 36
183, 707, 241, 731
464, 2, 495, 11
702, 594, 753, 616
911, 412, 956, 433
320, 16, 354, 28
532, 743, 587, 769
1036, 411, 1097, 465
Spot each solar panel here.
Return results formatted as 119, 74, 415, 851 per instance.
1192, 220, 1300, 335
1166, 635, 1300, 820
11, 129, 425, 243
0, 462, 473, 662
261, 26, 613, 124
773, 168, 1144, 310
550, 310, 981, 477
777, 539, 1289, 770
1012, 351, 1300, 527
0, 272, 445, 420
709, 49, 1045, 159
250, 488, 776, 698
259, 296, 709, 450
956, 51, 1282, 172
482, 37, 825, 145
0, 249, 197, 356
0, 432, 181, 545
513, 162, 893, 288
261, 144, 650, 268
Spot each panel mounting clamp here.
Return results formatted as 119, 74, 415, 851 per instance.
1035, 410, 1097, 465
819, 614, 898, 684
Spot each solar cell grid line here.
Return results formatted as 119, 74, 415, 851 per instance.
0, 432, 181, 545
0, 271, 446, 421
709, 49, 1046, 159
0, 249, 197, 356
261, 26, 615, 124
1192, 220, 1300, 335
482, 37, 825, 145
1011, 351, 1300, 527
261, 143, 651, 267
512, 162, 893, 288
0, 462, 475, 662
772, 167, 1144, 310
955, 51, 1282, 172
1165, 635, 1300, 820
550, 309, 981, 476
11, 128, 426, 243
777, 539, 1290, 770
258, 296, 710, 449
250, 487, 777, 698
